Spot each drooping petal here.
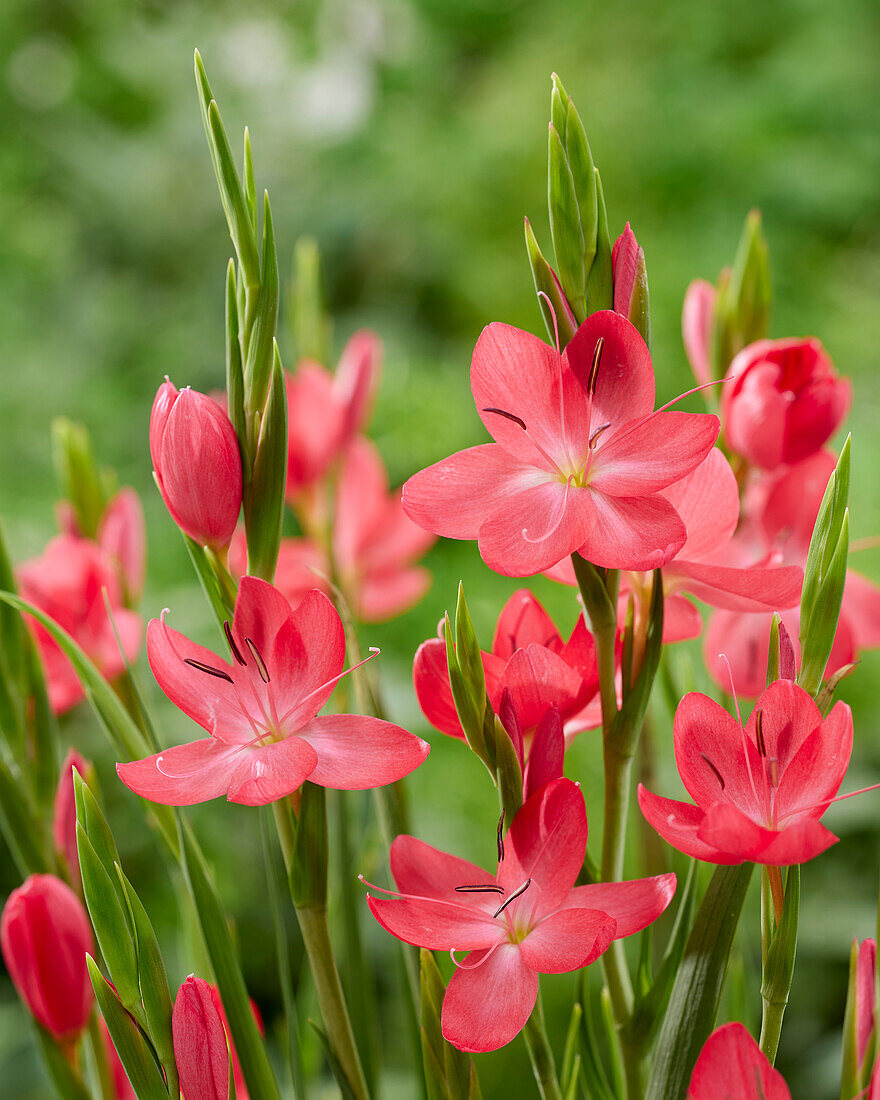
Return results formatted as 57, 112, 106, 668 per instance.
588, 411, 719, 497
492, 590, 562, 660
753, 819, 838, 865
681, 280, 716, 389
402, 445, 548, 540
660, 448, 739, 561
523, 708, 565, 800
225, 736, 319, 806
357, 567, 432, 622
413, 638, 465, 739
441, 943, 539, 1053
579, 492, 686, 571
564, 311, 655, 428
696, 802, 767, 861
665, 560, 802, 613
389, 835, 498, 904
366, 895, 502, 952
687, 1022, 791, 1100
519, 908, 615, 973
637, 787, 729, 863
116, 740, 242, 806
296, 714, 429, 789
564, 873, 677, 939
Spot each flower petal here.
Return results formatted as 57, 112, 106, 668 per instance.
564, 873, 677, 939
366, 895, 502, 952
296, 714, 429, 789
589, 411, 719, 496
492, 590, 562, 661
357, 567, 431, 622
225, 736, 319, 806
746, 680, 821, 772
116, 739, 241, 806
275, 589, 346, 724
696, 802, 767, 861
688, 1022, 791, 1100
662, 594, 703, 643
389, 835, 497, 904
660, 448, 739, 561
681, 280, 715, 389
441, 944, 538, 1053
564, 311, 655, 428
520, 908, 615, 973
773, 701, 852, 822
523, 708, 565, 801
579, 492, 686, 571
666, 560, 802, 613
413, 638, 465, 739
232, 576, 297, 669
502, 645, 588, 730
637, 787, 729, 863
754, 819, 838, 866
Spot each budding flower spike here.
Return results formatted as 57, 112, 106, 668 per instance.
402, 310, 719, 576
363, 777, 675, 1052
116, 577, 429, 805
688, 1023, 791, 1099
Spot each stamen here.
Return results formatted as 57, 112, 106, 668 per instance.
224, 621, 247, 666
776, 780, 880, 824
245, 638, 270, 683
718, 653, 762, 813
493, 879, 531, 918
497, 811, 505, 863
275, 648, 381, 728
483, 407, 527, 431
455, 884, 505, 894
183, 658, 234, 683
767, 757, 779, 787
700, 752, 725, 790
537, 290, 561, 355
587, 338, 604, 396
589, 422, 611, 449
754, 709, 766, 756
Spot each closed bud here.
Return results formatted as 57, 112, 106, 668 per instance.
612, 223, 651, 348
172, 975, 230, 1100
53, 749, 93, 889
1, 874, 94, 1041
150, 379, 243, 550
682, 279, 716, 387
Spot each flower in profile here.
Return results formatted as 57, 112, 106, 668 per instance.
721, 337, 851, 470
638, 680, 857, 865
172, 976, 229, 1100
402, 311, 719, 576
116, 577, 429, 806
230, 437, 434, 622
688, 1022, 790, 1099
1, 874, 94, 1042
53, 748, 93, 889
364, 778, 675, 1052
285, 331, 381, 501
413, 588, 601, 744
18, 534, 142, 715
150, 379, 243, 550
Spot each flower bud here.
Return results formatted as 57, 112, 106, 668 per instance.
150, 380, 243, 549
97, 488, 146, 605
721, 337, 851, 470
53, 749, 93, 889
612, 223, 651, 347
0, 874, 94, 1040
682, 279, 716, 387
172, 975, 229, 1100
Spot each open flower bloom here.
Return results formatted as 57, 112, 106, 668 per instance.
285, 331, 381, 501
365, 778, 675, 1052
402, 311, 719, 576
18, 534, 142, 715
230, 437, 435, 622
682, 279, 716, 389
688, 1023, 790, 1099
721, 337, 851, 470
638, 680, 854, 865
413, 588, 601, 744
704, 450, 880, 695
116, 577, 429, 806
546, 448, 802, 646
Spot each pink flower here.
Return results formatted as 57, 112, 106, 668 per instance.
720, 338, 851, 470
172, 976, 229, 1100
230, 437, 435, 622
546, 448, 802, 646
116, 577, 429, 806
704, 451, 880, 695
413, 588, 601, 744
682, 279, 716, 388
150, 380, 243, 550
97, 488, 146, 606
611, 223, 646, 322
688, 1022, 790, 1099
498, 696, 565, 802
402, 311, 719, 576
18, 534, 143, 715
1, 874, 95, 1041
285, 331, 381, 500
638, 680, 854, 866
365, 778, 675, 1052
855, 938, 877, 1075
53, 748, 93, 889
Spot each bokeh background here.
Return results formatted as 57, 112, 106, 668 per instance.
1, 0, 879, 1096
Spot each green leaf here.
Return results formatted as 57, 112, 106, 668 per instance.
244, 343, 287, 582
243, 128, 257, 231
612, 571, 664, 756
309, 1021, 359, 1100
33, 1023, 92, 1100
578, 968, 616, 1100
524, 217, 578, 349
585, 168, 613, 313
839, 938, 862, 1099
550, 74, 568, 138
0, 516, 27, 702
226, 259, 247, 469
74, 775, 126, 907
290, 781, 328, 910
51, 418, 107, 539
0, 751, 50, 876
243, 192, 280, 423
88, 959, 169, 1100
492, 714, 523, 823
548, 124, 586, 316
290, 237, 331, 365
801, 435, 850, 621
420, 949, 480, 1100
645, 862, 754, 1100
562, 96, 597, 271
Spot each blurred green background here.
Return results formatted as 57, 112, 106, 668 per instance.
1, 0, 879, 1095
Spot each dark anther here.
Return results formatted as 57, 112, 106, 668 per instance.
497, 811, 505, 863
754, 709, 766, 757
493, 878, 531, 918
768, 756, 779, 787
245, 638, 270, 683
587, 337, 604, 396
589, 422, 611, 449
455, 884, 505, 894
482, 407, 527, 431
183, 659, 234, 684
224, 621, 247, 666
700, 752, 725, 790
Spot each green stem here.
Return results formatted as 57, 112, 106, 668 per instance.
759, 866, 799, 1065
522, 992, 563, 1100
85, 1012, 116, 1100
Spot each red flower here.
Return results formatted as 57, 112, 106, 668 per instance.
638, 680, 853, 866
172, 976, 229, 1100
611, 223, 646, 322
688, 1023, 790, 1099
855, 938, 877, 1076
682, 279, 716, 388
1, 874, 95, 1041
365, 778, 675, 1052
18, 534, 143, 715
285, 331, 381, 500
498, 696, 566, 803
97, 488, 146, 606
721, 338, 851, 470
402, 311, 719, 576
53, 748, 93, 890
150, 380, 243, 550
116, 577, 429, 806
413, 588, 601, 744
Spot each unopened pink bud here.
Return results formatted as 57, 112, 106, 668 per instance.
856, 938, 877, 1070
0, 874, 94, 1040
172, 975, 230, 1100
150, 380, 243, 549
721, 338, 851, 470
682, 279, 716, 387
52, 749, 92, 889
